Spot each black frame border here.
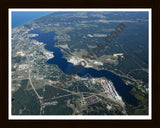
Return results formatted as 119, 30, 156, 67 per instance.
0, 0, 160, 128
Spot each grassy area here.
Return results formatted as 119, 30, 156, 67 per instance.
126, 87, 148, 115
12, 80, 40, 115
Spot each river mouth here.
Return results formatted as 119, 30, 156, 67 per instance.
29, 28, 139, 106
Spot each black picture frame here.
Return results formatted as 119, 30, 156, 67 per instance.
0, 0, 160, 128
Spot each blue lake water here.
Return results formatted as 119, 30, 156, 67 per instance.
12, 11, 53, 28
29, 28, 138, 106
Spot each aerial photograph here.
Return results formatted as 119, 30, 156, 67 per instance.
9, 9, 151, 119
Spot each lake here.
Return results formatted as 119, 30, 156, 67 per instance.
29, 28, 138, 106
12, 11, 53, 28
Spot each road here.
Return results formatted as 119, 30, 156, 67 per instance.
25, 52, 42, 100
